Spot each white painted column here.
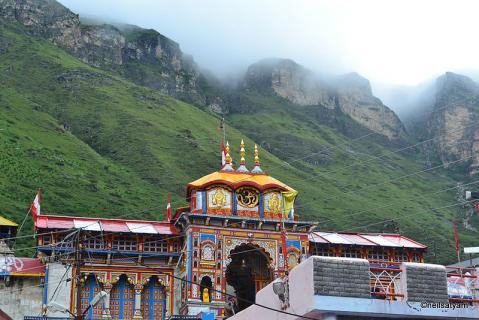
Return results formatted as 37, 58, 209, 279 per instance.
101, 284, 112, 319
133, 285, 143, 320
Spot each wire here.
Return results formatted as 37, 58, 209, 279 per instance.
339, 199, 476, 233
316, 179, 479, 227
295, 152, 474, 210
96, 248, 318, 320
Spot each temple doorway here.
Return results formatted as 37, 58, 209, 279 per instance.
225, 243, 272, 313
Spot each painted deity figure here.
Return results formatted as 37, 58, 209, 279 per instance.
203, 288, 210, 303
212, 188, 227, 207
268, 193, 281, 213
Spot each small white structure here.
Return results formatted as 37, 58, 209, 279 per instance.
229, 256, 479, 320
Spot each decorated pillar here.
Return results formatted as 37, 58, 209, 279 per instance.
102, 283, 112, 319
132, 283, 144, 320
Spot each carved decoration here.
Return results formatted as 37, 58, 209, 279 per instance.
236, 187, 259, 208
223, 237, 276, 269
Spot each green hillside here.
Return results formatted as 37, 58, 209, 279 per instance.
0, 22, 476, 264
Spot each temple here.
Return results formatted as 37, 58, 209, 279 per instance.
7, 140, 474, 320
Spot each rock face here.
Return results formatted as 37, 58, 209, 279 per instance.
426, 72, 479, 175
0, 0, 203, 104
243, 59, 405, 139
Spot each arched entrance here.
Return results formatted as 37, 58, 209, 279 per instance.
225, 243, 272, 312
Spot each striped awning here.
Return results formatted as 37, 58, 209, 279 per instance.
35, 215, 177, 235
308, 231, 426, 249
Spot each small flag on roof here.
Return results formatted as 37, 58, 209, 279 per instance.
166, 193, 172, 221
31, 190, 40, 221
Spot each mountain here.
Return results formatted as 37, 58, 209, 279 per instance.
0, 0, 204, 105
402, 73, 479, 177
0, 0, 478, 264
240, 59, 406, 140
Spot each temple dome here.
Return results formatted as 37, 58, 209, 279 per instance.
187, 170, 295, 196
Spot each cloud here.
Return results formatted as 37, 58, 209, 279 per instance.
59, 0, 479, 89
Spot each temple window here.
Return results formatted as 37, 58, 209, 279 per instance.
194, 238, 198, 247
412, 252, 421, 262
194, 250, 198, 258
143, 239, 168, 252
201, 244, 215, 261
312, 247, 333, 257
42, 235, 52, 246
368, 250, 388, 261
112, 238, 138, 251
342, 248, 359, 258
394, 252, 408, 262
83, 237, 104, 250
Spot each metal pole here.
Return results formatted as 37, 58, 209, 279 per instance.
74, 230, 83, 320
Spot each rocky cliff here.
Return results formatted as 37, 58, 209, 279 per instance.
243, 59, 405, 139
426, 72, 479, 176
0, 0, 204, 104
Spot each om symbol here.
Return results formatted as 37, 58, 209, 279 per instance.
236, 187, 259, 208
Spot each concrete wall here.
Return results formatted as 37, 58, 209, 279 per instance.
0, 276, 44, 320
229, 256, 478, 320
43, 263, 72, 317
401, 262, 449, 303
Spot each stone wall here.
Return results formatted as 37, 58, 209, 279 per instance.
313, 256, 371, 298
0, 276, 44, 320
400, 262, 449, 303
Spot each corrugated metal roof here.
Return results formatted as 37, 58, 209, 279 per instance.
309, 231, 427, 249
35, 215, 177, 235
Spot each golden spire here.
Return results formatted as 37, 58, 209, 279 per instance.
225, 141, 232, 165
240, 139, 246, 165
254, 144, 260, 166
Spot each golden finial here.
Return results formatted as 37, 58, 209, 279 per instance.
240, 139, 246, 165
254, 144, 260, 165
225, 141, 232, 165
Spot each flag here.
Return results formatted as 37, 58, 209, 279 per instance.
221, 141, 226, 167
31, 190, 41, 221
281, 190, 298, 220
166, 193, 172, 221
280, 212, 288, 271
453, 223, 460, 261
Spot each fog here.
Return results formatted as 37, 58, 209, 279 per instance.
58, 0, 479, 114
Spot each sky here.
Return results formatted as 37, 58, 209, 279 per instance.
59, 0, 479, 88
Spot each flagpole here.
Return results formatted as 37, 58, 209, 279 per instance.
454, 223, 460, 263
14, 188, 40, 248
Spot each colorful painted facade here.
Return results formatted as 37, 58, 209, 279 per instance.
33, 141, 427, 319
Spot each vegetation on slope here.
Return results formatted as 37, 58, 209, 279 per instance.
0, 21, 476, 263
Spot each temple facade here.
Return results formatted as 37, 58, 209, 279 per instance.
31, 140, 429, 320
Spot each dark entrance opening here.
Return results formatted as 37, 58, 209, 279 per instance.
225, 243, 272, 313
200, 276, 213, 302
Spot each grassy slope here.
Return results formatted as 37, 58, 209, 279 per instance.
0, 23, 476, 264
228, 93, 479, 264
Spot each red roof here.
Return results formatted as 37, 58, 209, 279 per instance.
0, 257, 44, 277
35, 215, 178, 235
308, 232, 427, 249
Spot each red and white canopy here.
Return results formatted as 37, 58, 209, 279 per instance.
35, 215, 177, 235
308, 231, 426, 249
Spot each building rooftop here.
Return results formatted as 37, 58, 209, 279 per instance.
0, 216, 18, 227
35, 214, 177, 235
309, 231, 427, 249
187, 170, 295, 195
